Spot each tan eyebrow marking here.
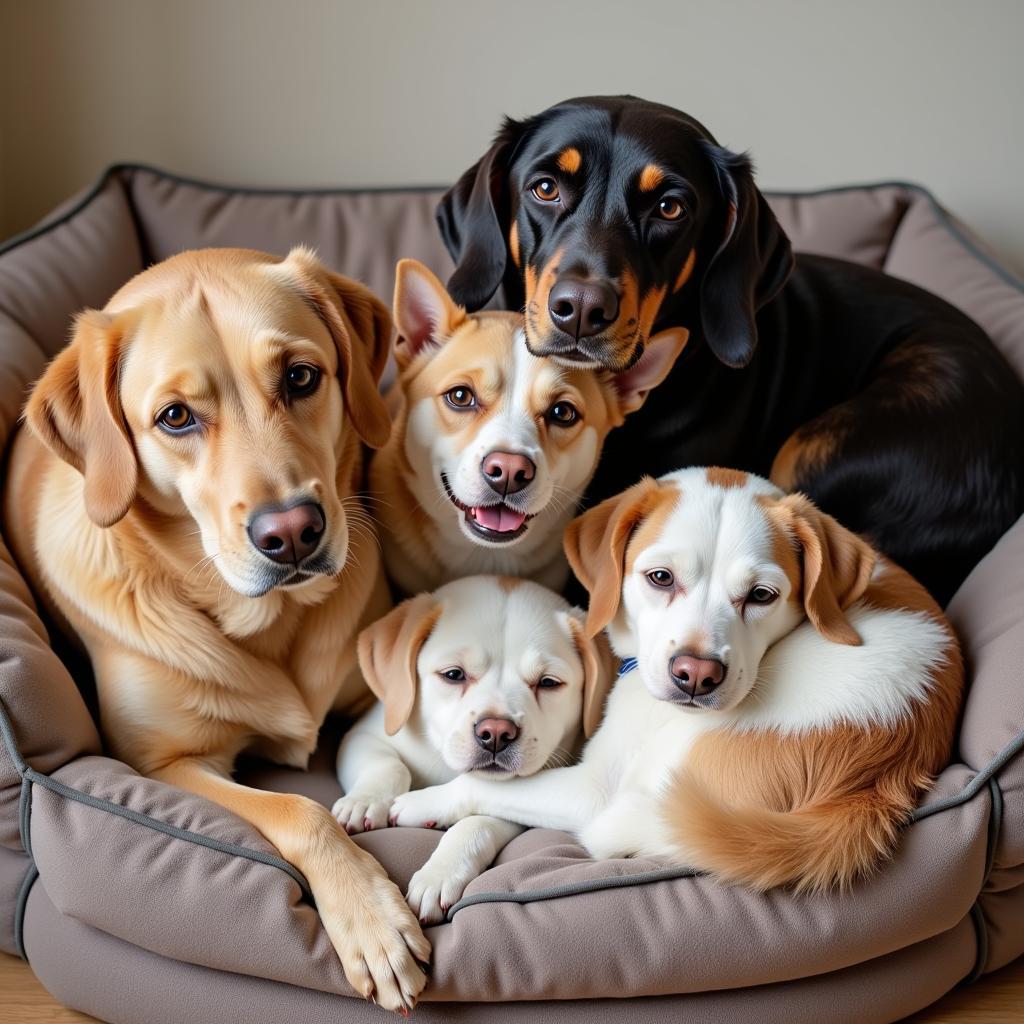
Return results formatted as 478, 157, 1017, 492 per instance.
557, 147, 582, 174
638, 164, 665, 192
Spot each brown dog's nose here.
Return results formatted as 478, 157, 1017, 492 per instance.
548, 276, 619, 339
247, 502, 325, 564
474, 718, 519, 754
481, 451, 536, 495
670, 654, 726, 697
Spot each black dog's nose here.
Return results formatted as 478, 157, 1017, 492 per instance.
670, 654, 726, 698
482, 451, 536, 495
475, 718, 519, 754
247, 502, 325, 564
548, 276, 619, 339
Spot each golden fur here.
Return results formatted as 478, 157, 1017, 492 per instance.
2, 247, 430, 1012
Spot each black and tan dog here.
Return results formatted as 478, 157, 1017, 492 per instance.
437, 95, 1024, 603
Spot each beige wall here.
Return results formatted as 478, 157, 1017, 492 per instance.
1, 0, 1022, 275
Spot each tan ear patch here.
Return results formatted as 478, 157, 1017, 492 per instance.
278, 248, 392, 449
25, 308, 139, 527
775, 493, 877, 646
565, 477, 679, 636
565, 613, 616, 737
357, 594, 443, 735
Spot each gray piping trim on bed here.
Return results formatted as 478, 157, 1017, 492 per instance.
963, 776, 1004, 985
13, 862, 38, 961
22, 766, 313, 896
445, 730, 1024, 922
0, 694, 312, 922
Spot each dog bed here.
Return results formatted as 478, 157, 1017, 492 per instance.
1, 166, 1022, 1024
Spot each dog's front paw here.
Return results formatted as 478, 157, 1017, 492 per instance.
332, 793, 395, 834
390, 785, 464, 830
318, 850, 431, 1013
406, 857, 477, 925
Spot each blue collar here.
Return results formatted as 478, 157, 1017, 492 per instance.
618, 657, 639, 677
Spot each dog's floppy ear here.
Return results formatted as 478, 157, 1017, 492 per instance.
563, 611, 617, 737
778, 493, 877, 646
392, 258, 467, 366
276, 246, 392, 449
25, 309, 138, 527
564, 477, 663, 637
698, 144, 794, 368
357, 593, 443, 736
610, 328, 689, 416
436, 116, 530, 311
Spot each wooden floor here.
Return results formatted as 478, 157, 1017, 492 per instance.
2, 949, 1023, 1022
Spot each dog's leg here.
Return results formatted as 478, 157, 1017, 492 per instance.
405, 816, 523, 924
390, 763, 604, 833
151, 757, 429, 1013
333, 728, 412, 834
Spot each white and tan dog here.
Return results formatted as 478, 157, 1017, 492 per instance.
370, 259, 687, 595
391, 467, 963, 893
335, 575, 612, 922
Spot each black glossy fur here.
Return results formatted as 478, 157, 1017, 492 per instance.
437, 95, 1024, 605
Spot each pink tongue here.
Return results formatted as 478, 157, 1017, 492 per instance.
474, 505, 527, 533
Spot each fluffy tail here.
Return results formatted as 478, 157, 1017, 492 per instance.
661, 775, 911, 894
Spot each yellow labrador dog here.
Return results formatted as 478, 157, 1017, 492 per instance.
3, 247, 430, 1012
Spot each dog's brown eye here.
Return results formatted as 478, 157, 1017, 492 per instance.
747, 585, 779, 606
547, 401, 579, 427
440, 667, 467, 683
656, 197, 685, 221
537, 675, 563, 690
444, 386, 477, 410
531, 178, 560, 202
286, 363, 320, 398
646, 568, 675, 589
157, 404, 195, 432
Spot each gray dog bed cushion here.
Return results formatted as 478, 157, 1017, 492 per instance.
1, 166, 1023, 1024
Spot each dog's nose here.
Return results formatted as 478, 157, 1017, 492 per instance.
669, 654, 726, 697
481, 451, 536, 495
474, 717, 519, 754
547, 276, 619, 339
247, 502, 325, 564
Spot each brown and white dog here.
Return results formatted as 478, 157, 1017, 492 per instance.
370, 259, 686, 594
3, 247, 430, 1012
391, 467, 963, 893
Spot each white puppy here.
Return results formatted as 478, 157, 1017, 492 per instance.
390, 468, 962, 893
334, 575, 612, 921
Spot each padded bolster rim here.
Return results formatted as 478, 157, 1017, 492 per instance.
3, 166, 1021, 294
446, 729, 1024, 921
0, 694, 312, 951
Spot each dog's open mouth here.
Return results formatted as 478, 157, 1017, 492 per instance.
441, 473, 535, 544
